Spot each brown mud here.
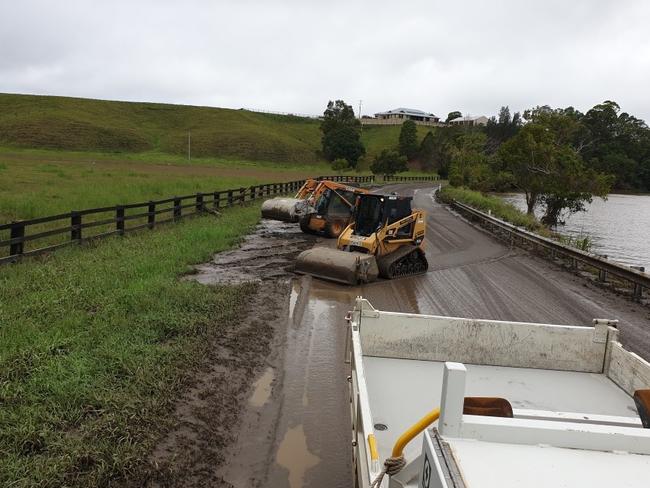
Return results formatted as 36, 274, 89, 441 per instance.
143, 183, 650, 488
142, 219, 318, 487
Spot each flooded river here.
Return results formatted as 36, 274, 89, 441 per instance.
501, 193, 650, 270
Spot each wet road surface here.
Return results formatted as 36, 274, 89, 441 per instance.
201, 184, 650, 488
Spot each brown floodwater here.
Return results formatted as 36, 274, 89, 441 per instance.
502, 193, 650, 270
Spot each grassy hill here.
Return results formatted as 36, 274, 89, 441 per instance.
0, 93, 436, 164
0, 94, 324, 163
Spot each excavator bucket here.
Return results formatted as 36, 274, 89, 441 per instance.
261, 198, 307, 223
294, 248, 379, 285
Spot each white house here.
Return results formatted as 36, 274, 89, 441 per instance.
373, 107, 440, 123
449, 115, 489, 127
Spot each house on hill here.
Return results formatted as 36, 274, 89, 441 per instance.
374, 107, 440, 123
448, 115, 489, 127
362, 107, 441, 126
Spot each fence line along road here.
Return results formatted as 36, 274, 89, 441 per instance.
451, 200, 649, 301
0, 174, 437, 264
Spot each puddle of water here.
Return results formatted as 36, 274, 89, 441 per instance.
289, 280, 300, 319
249, 367, 275, 408
276, 424, 321, 488
187, 219, 317, 285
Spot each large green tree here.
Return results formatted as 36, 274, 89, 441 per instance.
321, 100, 365, 168
498, 115, 612, 225
418, 131, 436, 171
580, 101, 650, 189
448, 132, 492, 190
446, 111, 462, 123
398, 120, 419, 160
485, 105, 522, 151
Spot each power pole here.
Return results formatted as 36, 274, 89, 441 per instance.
188, 131, 191, 162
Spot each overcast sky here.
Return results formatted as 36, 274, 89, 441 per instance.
1, 0, 649, 122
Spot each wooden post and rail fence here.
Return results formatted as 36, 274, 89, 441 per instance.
0, 174, 438, 264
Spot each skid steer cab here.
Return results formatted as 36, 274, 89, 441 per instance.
294, 193, 428, 285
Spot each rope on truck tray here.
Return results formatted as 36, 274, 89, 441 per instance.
370, 407, 440, 487
370, 455, 406, 488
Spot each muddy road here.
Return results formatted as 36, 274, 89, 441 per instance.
153, 184, 650, 488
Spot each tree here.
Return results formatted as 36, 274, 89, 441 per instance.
418, 131, 436, 171
370, 150, 408, 175
446, 111, 462, 123
321, 100, 365, 168
580, 100, 650, 189
498, 117, 612, 225
331, 158, 349, 171
448, 132, 491, 190
485, 106, 522, 151
398, 120, 419, 160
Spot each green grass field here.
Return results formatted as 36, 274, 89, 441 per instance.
0, 149, 326, 222
0, 205, 262, 487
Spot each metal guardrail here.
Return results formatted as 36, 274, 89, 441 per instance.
451, 200, 649, 300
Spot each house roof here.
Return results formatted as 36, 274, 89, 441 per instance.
374, 107, 438, 118
450, 115, 488, 122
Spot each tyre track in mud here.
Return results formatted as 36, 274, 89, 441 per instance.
145, 184, 650, 488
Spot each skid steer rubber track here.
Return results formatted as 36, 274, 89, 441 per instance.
377, 245, 428, 280
294, 248, 379, 285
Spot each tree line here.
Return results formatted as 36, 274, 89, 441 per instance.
320, 99, 650, 226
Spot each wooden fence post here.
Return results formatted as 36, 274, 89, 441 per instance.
195, 192, 204, 213
116, 206, 125, 235
148, 202, 155, 228
214, 192, 220, 209
173, 198, 181, 219
241, 187, 247, 205
71, 211, 82, 242
9, 221, 25, 256
227, 190, 233, 206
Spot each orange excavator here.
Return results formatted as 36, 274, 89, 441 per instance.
261, 179, 369, 238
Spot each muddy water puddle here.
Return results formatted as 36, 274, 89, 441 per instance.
188, 219, 318, 285
249, 367, 275, 408
276, 425, 321, 488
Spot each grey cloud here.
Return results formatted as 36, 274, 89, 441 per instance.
1, 0, 649, 121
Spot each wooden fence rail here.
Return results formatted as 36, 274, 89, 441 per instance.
383, 174, 439, 182
0, 174, 437, 264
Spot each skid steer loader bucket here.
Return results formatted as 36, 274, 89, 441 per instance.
261, 198, 307, 223
294, 248, 379, 285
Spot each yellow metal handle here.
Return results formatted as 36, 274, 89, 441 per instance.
391, 408, 440, 457
367, 433, 379, 461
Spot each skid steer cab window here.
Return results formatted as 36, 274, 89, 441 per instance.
386, 198, 412, 224
315, 189, 331, 215
328, 191, 353, 217
354, 196, 383, 236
